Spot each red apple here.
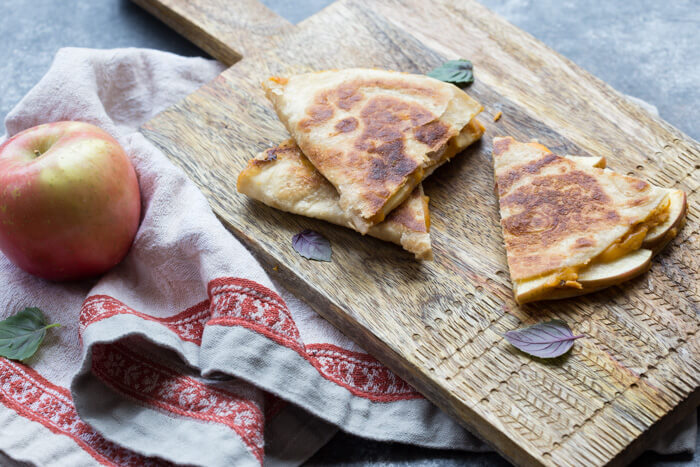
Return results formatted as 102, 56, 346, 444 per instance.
0, 121, 140, 280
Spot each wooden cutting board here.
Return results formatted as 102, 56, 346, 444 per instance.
133, 0, 700, 465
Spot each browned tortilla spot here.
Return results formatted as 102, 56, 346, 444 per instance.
415, 120, 450, 148
335, 117, 359, 133
627, 196, 651, 207
367, 140, 417, 182
299, 104, 334, 130
351, 96, 432, 185
497, 153, 560, 195
335, 83, 364, 110
493, 137, 512, 156
502, 171, 619, 261
359, 96, 433, 138
633, 179, 649, 192
385, 188, 427, 233
575, 237, 595, 248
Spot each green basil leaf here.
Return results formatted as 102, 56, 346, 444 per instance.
0, 307, 60, 361
427, 59, 474, 87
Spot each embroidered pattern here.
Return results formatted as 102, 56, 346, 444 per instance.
208, 278, 302, 347
81, 296, 210, 344
306, 344, 419, 401
91, 343, 264, 463
0, 276, 423, 467
206, 278, 422, 401
0, 358, 168, 467
80, 278, 420, 401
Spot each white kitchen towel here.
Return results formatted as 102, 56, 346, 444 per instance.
0, 47, 695, 467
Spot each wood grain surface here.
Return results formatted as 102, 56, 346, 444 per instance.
131, 0, 294, 65
135, 0, 700, 465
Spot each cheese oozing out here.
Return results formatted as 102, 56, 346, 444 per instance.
368, 118, 485, 226
509, 147, 685, 304
514, 192, 674, 303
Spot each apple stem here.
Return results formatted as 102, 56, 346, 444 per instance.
33, 149, 41, 157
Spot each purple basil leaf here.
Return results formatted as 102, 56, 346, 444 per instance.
504, 319, 583, 359
292, 229, 332, 262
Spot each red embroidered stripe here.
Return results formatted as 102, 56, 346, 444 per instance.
0, 277, 426, 467
206, 278, 422, 402
90, 343, 265, 463
79, 276, 422, 435
207, 278, 302, 346
81, 296, 210, 344
0, 358, 169, 467
306, 344, 420, 400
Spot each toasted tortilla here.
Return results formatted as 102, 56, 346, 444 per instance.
263, 68, 483, 233
238, 140, 433, 259
492, 137, 686, 303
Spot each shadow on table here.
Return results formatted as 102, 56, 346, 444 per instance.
305, 431, 511, 466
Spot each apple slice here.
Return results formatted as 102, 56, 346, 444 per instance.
577, 248, 652, 289
514, 249, 653, 303
643, 189, 687, 251
514, 274, 560, 304
565, 155, 606, 168
510, 157, 684, 304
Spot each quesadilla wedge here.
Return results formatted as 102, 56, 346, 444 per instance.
492, 137, 687, 304
263, 68, 484, 233
238, 140, 434, 259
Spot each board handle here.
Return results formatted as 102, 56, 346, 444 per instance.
131, 0, 296, 65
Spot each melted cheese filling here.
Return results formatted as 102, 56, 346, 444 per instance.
542, 267, 579, 288
519, 194, 671, 292
422, 195, 431, 231
372, 121, 479, 224
372, 168, 424, 224
595, 196, 670, 264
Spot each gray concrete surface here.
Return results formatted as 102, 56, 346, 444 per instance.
1, 0, 698, 139
0, 0, 697, 466
0, 0, 204, 127
479, 0, 699, 140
